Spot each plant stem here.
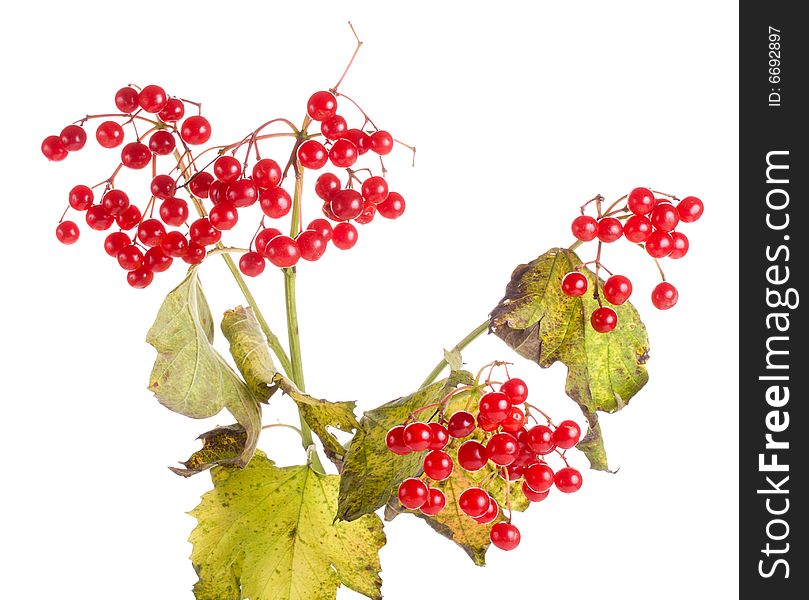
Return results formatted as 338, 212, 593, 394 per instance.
569, 240, 583, 251
419, 319, 491, 389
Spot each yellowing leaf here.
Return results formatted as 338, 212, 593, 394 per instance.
170, 424, 249, 477
221, 306, 278, 402
190, 452, 385, 600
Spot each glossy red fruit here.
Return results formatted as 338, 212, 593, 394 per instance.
490, 522, 521, 551
180, 116, 211, 145
161, 231, 189, 258
226, 179, 259, 208
189, 172, 214, 198
385, 425, 411, 455
623, 214, 653, 243
148, 130, 176, 155
306, 91, 337, 121
457, 440, 488, 471
314, 173, 341, 201
553, 420, 582, 449
428, 423, 449, 450
525, 425, 555, 455
447, 411, 476, 438
321, 114, 348, 140
117, 244, 144, 270
322, 202, 340, 221
138, 84, 167, 113
209, 201, 239, 230
524, 462, 555, 493
96, 121, 124, 148
189, 218, 221, 245
486, 433, 519, 466
603, 275, 632, 305
420, 488, 446, 516
69, 185, 94, 211
41, 135, 68, 161
370, 130, 394, 155
597, 217, 623, 242
121, 142, 151, 169
298, 140, 328, 169
213, 156, 242, 183
627, 187, 656, 215
376, 192, 405, 219
477, 414, 499, 432
157, 98, 184, 122
85, 205, 114, 230
473, 496, 500, 524
104, 231, 131, 257
159, 198, 189, 226
150, 174, 176, 200
101, 189, 130, 216
677, 196, 704, 222
114, 87, 139, 113
144, 247, 172, 273
342, 129, 370, 154
355, 203, 376, 225
329, 139, 358, 168
332, 223, 358, 250
591, 306, 618, 333
137, 219, 166, 246
116, 205, 141, 230
55, 221, 80, 244
255, 228, 282, 257
478, 391, 512, 423
668, 231, 689, 259
651, 281, 678, 309
398, 478, 428, 510
307, 219, 333, 242
209, 180, 226, 204
127, 267, 154, 289
423, 450, 454, 481
500, 378, 528, 405
360, 176, 389, 204
561, 271, 588, 297
522, 481, 550, 502
239, 251, 266, 277
264, 235, 300, 268
500, 407, 526, 433
645, 230, 674, 258
403, 422, 433, 452
258, 187, 292, 219
252, 159, 282, 189
650, 203, 680, 232
330, 189, 364, 221
554, 467, 583, 493
296, 230, 327, 262
458, 487, 490, 518
183, 242, 207, 264
60, 125, 87, 151
571, 215, 598, 241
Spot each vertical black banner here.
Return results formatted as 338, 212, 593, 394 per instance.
740, 3, 806, 599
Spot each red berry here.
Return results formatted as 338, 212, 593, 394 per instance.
213, 156, 242, 183
420, 488, 446, 516
101, 189, 130, 216
121, 142, 151, 169
330, 189, 364, 221
623, 214, 653, 243
370, 130, 394, 155
306, 91, 337, 121
554, 467, 583, 493
477, 414, 499, 432
138, 84, 167, 113
590, 306, 618, 333
677, 196, 704, 223
486, 432, 519, 466
239, 251, 266, 277
321, 114, 348, 140
597, 217, 623, 243
342, 129, 371, 154
315, 173, 341, 201
398, 478, 428, 510
322, 202, 340, 222
478, 391, 511, 423
561, 271, 588, 297
553, 420, 581, 449
355, 203, 376, 225
209, 201, 239, 230
457, 440, 488, 472
525, 425, 555, 455
252, 159, 282, 189
403, 422, 433, 452
645, 230, 674, 258
85, 205, 114, 230
161, 231, 189, 257
189, 218, 221, 245
332, 223, 358, 250
458, 487, 490, 518
157, 98, 185, 122
104, 231, 130, 256
253, 228, 281, 257
55, 221, 80, 244
183, 241, 207, 264
428, 423, 449, 450
571, 215, 598, 241
472, 496, 500, 524
524, 462, 555, 493
385, 425, 411, 455
226, 179, 259, 208
148, 130, 176, 155
41, 135, 68, 161
668, 231, 689, 259
500, 407, 526, 433
650, 203, 680, 232
116, 205, 141, 230
159, 198, 189, 226
500, 378, 528, 405
180, 116, 212, 145
144, 247, 172, 273
307, 219, 333, 242
209, 180, 226, 204
69, 185, 94, 211
150, 174, 176, 200
329, 139, 358, 168
60, 125, 87, 151
361, 176, 389, 204
189, 172, 214, 198
376, 192, 405, 219
127, 267, 154, 289
95, 121, 124, 148
259, 187, 292, 218
522, 481, 550, 502
298, 140, 328, 169
651, 281, 678, 310
137, 219, 166, 246
423, 450, 454, 481
265, 235, 300, 268
296, 230, 327, 262
627, 187, 656, 215
489, 522, 521, 551
603, 275, 633, 305
117, 244, 144, 270
447, 411, 476, 438
114, 87, 139, 113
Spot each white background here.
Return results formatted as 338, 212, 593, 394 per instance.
0, 1, 739, 598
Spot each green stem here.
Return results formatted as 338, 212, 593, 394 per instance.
419, 319, 491, 389
569, 239, 583, 251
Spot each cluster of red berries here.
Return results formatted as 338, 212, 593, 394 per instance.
47, 84, 405, 288
386, 371, 583, 551
567, 187, 704, 332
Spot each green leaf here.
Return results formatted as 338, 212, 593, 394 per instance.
490, 247, 650, 470
337, 370, 475, 522
443, 347, 463, 372
221, 306, 278, 402
146, 268, 262, 468
190, 452, 385, 600
170, 424, 249, 477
